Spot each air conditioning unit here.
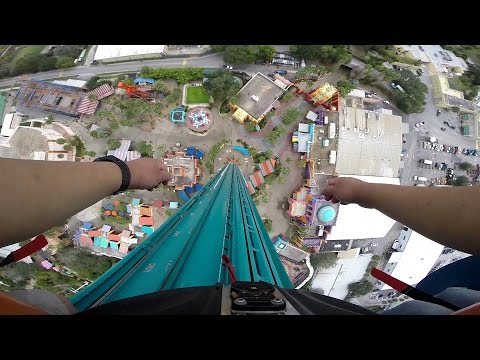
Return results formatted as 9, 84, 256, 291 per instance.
251, 95, 259, 102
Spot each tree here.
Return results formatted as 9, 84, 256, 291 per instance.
297, 159, 307, 168
310, 252, 338, 270
140, 66, 152, 77
56, 57, 75, 69
286, 157, 292, 163
263, 218, 273, 233
12, 54, 42, 75
453, 175, 470, 186
210, 45, 227, 53
290, 45, 352, 65
85, 76, 100, 90
56, 138, 66, 144
256, 45, 276, 62
224, 45, 256, 65
63, 144, 73, 151
38, 56, 58, 72
245, 121, 257, 132
153, 80, 168, 94
281, 91, 294, 102
459, 162, 473, 171
348, 279, 373, 297
166, 88, 181, 104
87, 151, 96, 157
203, 71, 241, 102
108, 139, 121, 150
46, 115, 54, 124
336, 79, 356, 97
282, 108, 301, 125
136, 141, 154, 158
394, 69, 428, 114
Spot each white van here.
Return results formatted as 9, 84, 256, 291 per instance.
420, 159, 433, 165
413, 176, 428, 182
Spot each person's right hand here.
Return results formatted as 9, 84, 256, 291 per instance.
126, 158, 173, 190
322, 177, 373, 208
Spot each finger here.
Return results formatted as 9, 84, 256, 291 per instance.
157, 161, 168, 171
324, 194, 334, 201
330, 198, 339, 204
147, 188, 154, 192
158, 170, 173, 183
326, 177, 339, 186
340, 201, 347, 205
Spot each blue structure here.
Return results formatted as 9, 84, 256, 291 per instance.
71, 164, 291, 311
170, 107, 186, 123
186, 147, 196, 156
134, 78, 155, 85
184, 186, 194, 196
178, 190, 190, 204
193, 183, 203, 192
317, 205, 336, 223
194, 149, 204, 159
233, 145, 249, 156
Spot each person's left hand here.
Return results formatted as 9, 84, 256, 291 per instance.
126, 158, 173, 190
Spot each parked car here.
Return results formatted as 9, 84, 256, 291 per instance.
441, 127, 446, 131
415, 121, 425, 127
223, 65, 233, 70
274, 69, 288, 75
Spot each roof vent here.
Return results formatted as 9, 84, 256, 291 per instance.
251, 95, 259, 102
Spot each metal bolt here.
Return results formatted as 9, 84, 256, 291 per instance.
234, 298, 247, 306
271, 298, 284, 306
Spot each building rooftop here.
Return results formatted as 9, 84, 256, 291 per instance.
328, 175, 400, 240
163, 152, 200, 190
94, 45, 166, 61
274, 236, 309, 263
335, 107, 402, 177
235, 73, 285, 120
382, 230, 444, 290
398, 45, 468, 73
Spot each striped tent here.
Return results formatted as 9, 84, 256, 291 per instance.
88, 84, 114, 100
107, 140, 131, 162
77, 96, 99, 115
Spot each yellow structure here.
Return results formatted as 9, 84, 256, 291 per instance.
232, 107, 250, 124
310, 83, 337, 104
431, 74, 477, 114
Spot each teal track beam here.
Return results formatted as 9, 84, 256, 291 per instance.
71, 164, 292, 311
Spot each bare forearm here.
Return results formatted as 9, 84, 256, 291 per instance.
0, 159, 121, 246
362, 184, 480, 254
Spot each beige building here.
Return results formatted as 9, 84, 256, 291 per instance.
431, 73, 477, 114
334, 106, 403, 177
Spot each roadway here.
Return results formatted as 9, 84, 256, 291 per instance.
0, 45, 293, 89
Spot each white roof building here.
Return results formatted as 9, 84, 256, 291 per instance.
94, 45, 167, 62
327, 175, 400, 241
51, 79, 87, 88
397, 45, 468, 74
380, 227, 444, 290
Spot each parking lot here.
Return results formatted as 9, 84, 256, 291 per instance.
407, 110, 480, 185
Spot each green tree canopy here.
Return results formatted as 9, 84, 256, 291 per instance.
459, 162, 473, 171
453, 175, 470, 186
56, 57, 75, 69
203, 71, 241, 102
348, 279, 373, 297
336, 79, 356, 97
224, 45, 257, 65
153, 80, 168, 94
310, 252, 338, 270
136, 141, 154, 158
108, 139, 121, 150
256, 45, 276, 62
395, 69, 428, 114
290, 45, 352, 65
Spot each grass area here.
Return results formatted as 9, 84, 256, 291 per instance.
0, 93, 5, 121
444, 45, 480, 63
12, 45, 45, 63
186, 85, 210, 104
448, 77, 468, 93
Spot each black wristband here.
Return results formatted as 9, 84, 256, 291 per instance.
93, 155, 131, 195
